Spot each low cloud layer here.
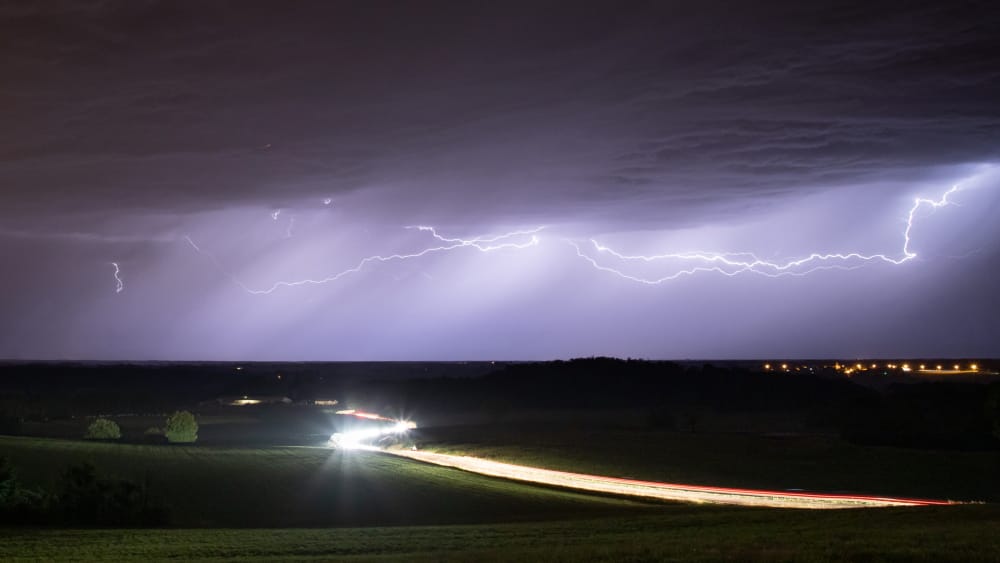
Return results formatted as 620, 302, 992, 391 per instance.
1, 1, 998, 359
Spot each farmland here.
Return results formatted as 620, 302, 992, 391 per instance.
1, 504, 999, 562
0, 436, 651, 527
415, 422, 1000, 503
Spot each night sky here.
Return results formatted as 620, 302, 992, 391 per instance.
2, 1, 999, 360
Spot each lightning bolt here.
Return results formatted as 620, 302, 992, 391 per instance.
406, 225, 544, 251
187, 226, 543, 295
184, 235, 257, 293
110, 262, 123, 293
572, 182, 965, 285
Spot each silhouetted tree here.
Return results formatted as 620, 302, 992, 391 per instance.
57, 462, 167, 525
0, 456, 49, 524
84, 418, 121, 440
164, 411, 198, 443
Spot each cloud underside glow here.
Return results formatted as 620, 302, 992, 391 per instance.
174, 167, 991, 293
2, 3, 1000, 359
0, 165, 995, 361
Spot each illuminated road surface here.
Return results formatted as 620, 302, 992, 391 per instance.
382, 448, 953, 509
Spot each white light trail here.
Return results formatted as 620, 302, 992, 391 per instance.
573, 180, 968, 284
330, 410, 416, 450
383, 448, 955, 509
110, 262, 123, 293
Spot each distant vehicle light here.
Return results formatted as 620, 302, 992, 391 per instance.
330, 413, 417, 450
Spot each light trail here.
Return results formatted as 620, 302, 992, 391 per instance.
186, 226, 543, 295
110, 262, 123, 293
336, 409, 399, 423
330, 410, 416, 449
572, 180, 968, 284
381, 448, 954, 509
321, 412, 955, 509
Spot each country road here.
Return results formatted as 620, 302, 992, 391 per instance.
382, 448, 955, 509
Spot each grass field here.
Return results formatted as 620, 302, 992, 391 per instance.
2, 505, 999, 561
416, 422, 1000, 502
3, 432, 1000, 561
0, 436, 652, 527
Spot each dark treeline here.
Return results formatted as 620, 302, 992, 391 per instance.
347, 358, 1000, 451
0, 362, 499, 417
1, 358, 998, 451
347, 358, 867, 412
0, 457, 167, 526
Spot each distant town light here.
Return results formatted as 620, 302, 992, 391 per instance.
971, 364, 978, 370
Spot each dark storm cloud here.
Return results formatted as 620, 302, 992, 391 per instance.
2, 1, 999, 229
2, 1, 1000, 360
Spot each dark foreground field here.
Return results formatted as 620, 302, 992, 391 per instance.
3, 434, 1000, 561
0, 436, 649, 527
416, 422, 1000, 503
2, 505, 999, 562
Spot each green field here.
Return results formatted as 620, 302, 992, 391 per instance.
3, 431, 999, 561
2, 505, 999, 561
416, 423, 1000, 502
0, 436, 651, 527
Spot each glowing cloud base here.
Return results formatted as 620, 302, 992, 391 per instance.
166, 171, 992, 296
569, 182, 967, 284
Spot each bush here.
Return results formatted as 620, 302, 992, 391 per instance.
0, 456, 51, 525
58, 462, 168, 526
84, 418, 121, 440
164, 411, 198, 443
